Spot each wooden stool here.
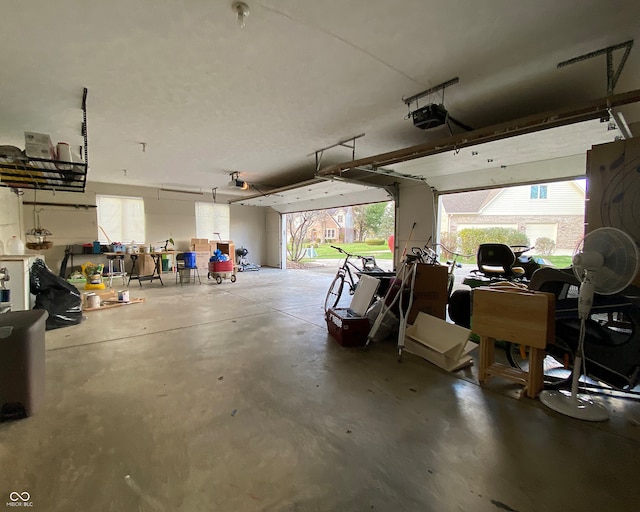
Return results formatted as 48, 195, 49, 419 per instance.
473, 287, 555, 398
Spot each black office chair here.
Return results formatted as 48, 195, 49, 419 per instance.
476, 243, 525, 278
175, 253, 201, 285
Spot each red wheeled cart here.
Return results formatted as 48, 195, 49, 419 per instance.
207, 260, 237, 284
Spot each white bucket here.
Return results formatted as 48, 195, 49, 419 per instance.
56, 142, 73, 170
87, 294, 100, 309
118, 290, 130, 302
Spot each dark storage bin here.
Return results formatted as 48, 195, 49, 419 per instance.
0, 309, 48, 419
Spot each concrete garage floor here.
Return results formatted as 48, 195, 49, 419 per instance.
2, 268, 640, 512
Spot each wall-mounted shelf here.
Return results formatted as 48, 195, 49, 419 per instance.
0, 88, 89, 193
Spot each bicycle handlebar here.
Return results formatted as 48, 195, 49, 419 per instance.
433, 242, 473, 259
330, 245, 370, 260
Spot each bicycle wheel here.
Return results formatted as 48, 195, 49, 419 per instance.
324, 274, 345, 311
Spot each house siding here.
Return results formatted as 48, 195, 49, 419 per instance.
481, 182, 584, 216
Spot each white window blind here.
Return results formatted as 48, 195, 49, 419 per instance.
96, 195, 145, 244
195, 202, 230, 240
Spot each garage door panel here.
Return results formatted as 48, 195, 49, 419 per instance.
229, 179, 390, 213
427, 154, 586, 193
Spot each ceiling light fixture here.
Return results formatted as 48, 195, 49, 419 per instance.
232, 1, 250, 28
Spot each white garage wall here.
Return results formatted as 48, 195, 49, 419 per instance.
395, 181, 436, 266
265, 208, 282, 268
0, 187, 23, 252
17, 183, 267, 273
229, 204, 266, 266
11, 179, 432, 272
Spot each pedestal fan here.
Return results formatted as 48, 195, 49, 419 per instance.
539, 227, 639, 421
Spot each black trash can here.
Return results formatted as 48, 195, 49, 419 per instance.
0, 309, 48, 419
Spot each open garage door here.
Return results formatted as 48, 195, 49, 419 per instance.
389, 118, 623, 193
229, 178, 393, 269
228, 178, 391, 214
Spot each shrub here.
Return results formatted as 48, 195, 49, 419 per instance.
365, 239, 386, 245
535, 237, 556, 256
458, 227, 529, 256
439, 232, 459, 254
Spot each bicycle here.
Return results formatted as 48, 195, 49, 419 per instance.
410, 241, 470, 297
324, 245, 384, 311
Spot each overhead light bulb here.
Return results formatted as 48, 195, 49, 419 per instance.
232, 1, 250, 28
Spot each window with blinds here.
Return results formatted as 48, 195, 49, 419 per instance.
195, 202, 230, 240
96, 195, 145, 244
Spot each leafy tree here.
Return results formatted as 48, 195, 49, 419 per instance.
378, 202, 395, 239
353, 202, 395, 240
352, 206, 366, 242
286, 211, 320, 262
363, 203, 386, 238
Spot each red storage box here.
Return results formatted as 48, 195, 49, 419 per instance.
212, 260, 233, 272
326, 308, 371, 347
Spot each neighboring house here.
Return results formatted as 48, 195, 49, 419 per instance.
308, 207, 355, 243
441, 181, 586, 254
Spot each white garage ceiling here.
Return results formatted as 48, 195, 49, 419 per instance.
1, 1, 640, 201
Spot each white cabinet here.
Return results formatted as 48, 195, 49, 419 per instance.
0, 255, 43, 311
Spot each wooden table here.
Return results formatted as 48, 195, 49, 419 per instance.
472, 286, 555, 399
127, 251, 176, 287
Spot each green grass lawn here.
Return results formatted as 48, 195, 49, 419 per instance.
543, 255, 573, 268
451, 254, 573, 268
300, 242, 393, 260
296, 242, 574, 268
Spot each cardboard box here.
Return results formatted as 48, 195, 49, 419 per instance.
216, 241, 235, 262
586, 138, 640, 288
194, 251, 210, 270
128, 254, 157, 276
24, 131, 57, 170
25, 132, 55, 158
404, 312, 475, 371
191, 243, 210, 252
190, 238, 208, 245
408, 264, 448, 323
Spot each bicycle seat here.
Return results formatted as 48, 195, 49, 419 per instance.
476, 243, 525, 278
